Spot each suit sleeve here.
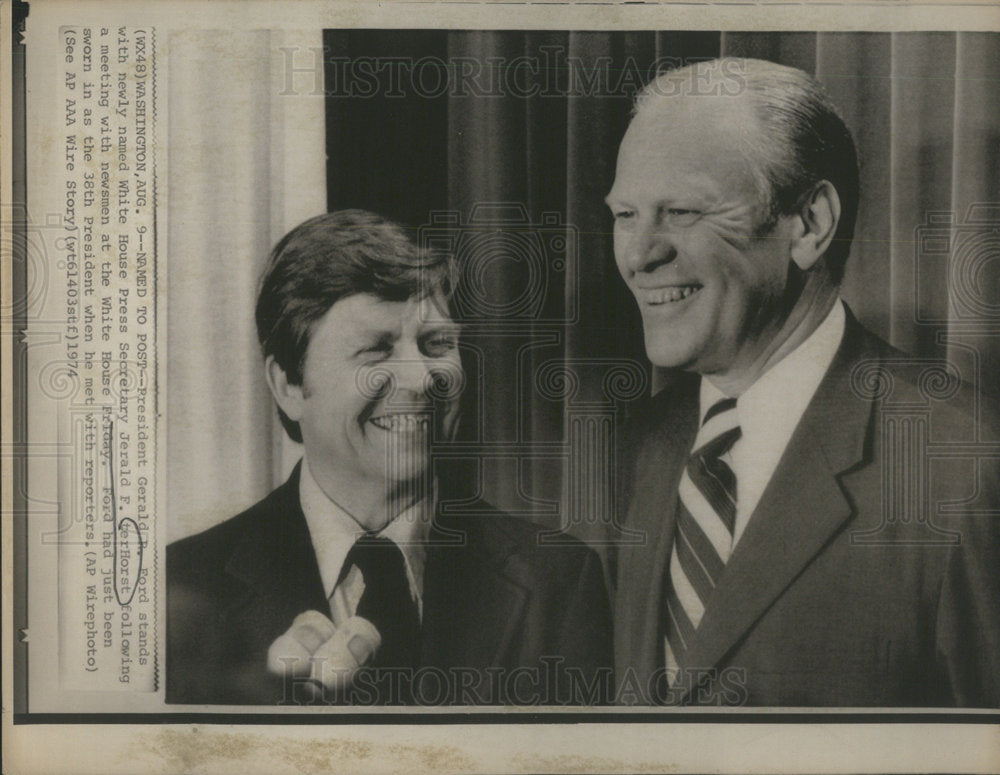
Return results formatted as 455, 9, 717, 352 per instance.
554, 546, 615, 705
934, 468, 1000, 708
166, 540, 231, 703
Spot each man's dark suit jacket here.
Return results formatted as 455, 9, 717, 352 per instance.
167, 466, 612, 705
613, 305, 1000, 707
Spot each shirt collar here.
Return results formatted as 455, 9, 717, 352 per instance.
699, 299, 846, 423
737, 299, 845, 424
697, 300, 846, 542
298, 455, 432, 603
701, 301, 846, 542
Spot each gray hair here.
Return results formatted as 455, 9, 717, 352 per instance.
633, 58, 860, 282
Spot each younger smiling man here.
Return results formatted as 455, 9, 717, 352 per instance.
167, 210, 612, 705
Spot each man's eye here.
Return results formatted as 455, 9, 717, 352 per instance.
664, 208, 700, 225
613, 210, 635, 220
360, 343, 392, 360
424, 337, 458, 357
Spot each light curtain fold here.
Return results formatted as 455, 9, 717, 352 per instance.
439, 31, 1000, 532
167, 30, 325, 541
172, 30, 999, 538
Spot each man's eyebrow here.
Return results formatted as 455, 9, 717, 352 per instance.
352, 329, 395, 352
422, 319, 461, 332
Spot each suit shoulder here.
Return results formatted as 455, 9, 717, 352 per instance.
857, 327, 995, 433
625, 370, 698, 426
449, 505, 599, 580
167, 484, 287, 579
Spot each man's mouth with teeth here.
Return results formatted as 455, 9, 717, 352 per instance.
368, 413, 432, 432
637, 284, 702, 305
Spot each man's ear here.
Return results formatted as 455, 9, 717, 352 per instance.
264, 355, 305, 422
789, 180, 841, 272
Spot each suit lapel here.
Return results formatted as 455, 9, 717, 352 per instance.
421, 519, 528, 669
222, 471, 533, 674
224, 465, 329, 654
677, 310, 877, 699
614, 373, 700, 690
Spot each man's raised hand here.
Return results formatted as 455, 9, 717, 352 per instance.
267, 610, 381, 691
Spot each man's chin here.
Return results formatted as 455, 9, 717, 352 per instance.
643, 337, 700, 371
376, 454, 433, 488
383, 467, 431, 487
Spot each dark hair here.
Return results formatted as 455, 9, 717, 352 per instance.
255, 209, 455, 442
634, 58, 860, 282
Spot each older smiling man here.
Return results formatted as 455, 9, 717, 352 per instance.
167, 210, 612, 705
607, 59, 1000, 707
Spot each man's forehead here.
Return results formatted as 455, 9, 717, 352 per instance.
609, 94, 760, 196
339, 293, 454, 330
627, 94, 754, 151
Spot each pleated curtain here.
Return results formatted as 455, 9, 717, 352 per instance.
170, 30, 1000, 540
166, 30, 326, 540
326, 30, 1000, 540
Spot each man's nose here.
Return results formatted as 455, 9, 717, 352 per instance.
621, 222, 677, 275
383, 354, 438, 407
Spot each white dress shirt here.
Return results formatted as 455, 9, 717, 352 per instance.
299, 456, 431, 623
699, 300, 846, 548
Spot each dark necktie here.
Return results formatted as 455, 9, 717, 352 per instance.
663, 397, 741, 685
339, 535, 421, 670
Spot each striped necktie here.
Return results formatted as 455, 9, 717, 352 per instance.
663, 397, 741, 686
